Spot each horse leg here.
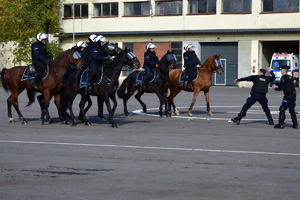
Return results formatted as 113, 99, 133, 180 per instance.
9, 87, 27, 124
53, 93, 67, 124
78, 95, 92, 121
40, 91, 52, 125
162, 90, 170, 117
122, 85, 136, 116
37, 94, 54, 123
204, 89, 213, 116
97, 96, 106, 121
103, 96, 116, 128
134, 91, 147, 113
79, 95, 90, 126
188, 89, 201, 116
168, 87, 182, 116
110, 93, 118, 117
7, 95, 15, 123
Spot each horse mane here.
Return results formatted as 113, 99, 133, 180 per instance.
53, 49, 70, 63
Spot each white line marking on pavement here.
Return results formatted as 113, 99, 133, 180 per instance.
1, 140, 300, 156
132, 106, 293, 121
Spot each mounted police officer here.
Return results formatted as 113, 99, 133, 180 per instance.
231, 68, 275, 125
183, 43, 201, 89
31, 33, 53, 89
88, 35, 109, 93
273, 65, 298, 129
143, 43, 160, 91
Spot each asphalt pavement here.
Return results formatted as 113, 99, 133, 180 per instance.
0, 86, 299, 200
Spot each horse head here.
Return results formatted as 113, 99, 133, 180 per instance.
53, 48, 85, 69
211, 54, 223, 74
159, 50, 177, 72
123, 46, 140, 70
106, 44, 122, 57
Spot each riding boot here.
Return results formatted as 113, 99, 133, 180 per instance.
291, 112, 298, 129
31, 73, 41, 89
274, 111, 285, 129
231, 108, 246, 125
88, 74, 96, 94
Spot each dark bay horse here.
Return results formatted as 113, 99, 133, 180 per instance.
61, 47, 140, 127
1, 48, 84, 124
37, 45, 122, 123
168, 54, 223, 116
117, 50, 177, 117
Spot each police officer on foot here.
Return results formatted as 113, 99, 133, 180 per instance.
31, 33, 53, 89
143, 43, 159, 91
183, 43, 201, 90
231, 68, 275, 125
273, 65, 298, 129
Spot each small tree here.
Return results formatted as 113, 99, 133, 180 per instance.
0, 0, 65, 64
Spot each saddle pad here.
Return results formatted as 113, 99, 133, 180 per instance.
136, 70, 156, 86
179, 70, 198, 86
80, 66, 103, 88
21, 65, 49, 81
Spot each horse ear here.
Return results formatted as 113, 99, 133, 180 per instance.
172, 50, 174, 54
218, 54, 221, 57
124, 46, 128, 52
167, 50, 170, 53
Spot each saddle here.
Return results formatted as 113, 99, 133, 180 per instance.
21, 64, 49, 82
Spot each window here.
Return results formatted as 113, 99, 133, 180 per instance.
124, 2, 150, 16
171, 42, 182, 69
63, 4, 88, 18
94, 3, 118, 17
262, 0, 299, 12
155, 1, 182, 15
122, 43, 134, 76
222, 0, 252, 13
188, 0, 216, 14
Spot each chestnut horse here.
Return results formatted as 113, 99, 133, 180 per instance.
1, 48, 84, 124
168, 54, 223, 116
117, 50, 177, 117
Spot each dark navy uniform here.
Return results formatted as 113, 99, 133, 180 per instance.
231, 69, 275, 125
274, 69, 298, 129
31, 41, 52, 88
183, 51, 200, 89
89, 43, 108, 86
143, 50, 159, 90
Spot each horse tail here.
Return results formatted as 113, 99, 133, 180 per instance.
117, 77, 129, 99
25, 90, 36, 107
1, 68, 9, 92
61, 83, 71, 111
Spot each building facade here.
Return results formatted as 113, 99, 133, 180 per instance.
2, 0, 299, 87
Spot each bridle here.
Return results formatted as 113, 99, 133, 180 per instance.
198, 56, 223, 73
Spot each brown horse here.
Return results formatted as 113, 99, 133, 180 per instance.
1, 48, 84, 125
167, 54, 223, 116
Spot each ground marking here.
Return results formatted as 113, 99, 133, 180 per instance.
1, 140, 300, 157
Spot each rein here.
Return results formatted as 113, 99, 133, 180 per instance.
198, 56, 220, 73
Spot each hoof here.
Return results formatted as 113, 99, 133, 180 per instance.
49, 119, 54, 124
84, 121, 91, 126
22, 121, 28, 125
143, 107, 147, 113
125, 112, 130, 116
112, 123, 118, 128
188, 113, 193, 117
61, 120, 68, 125
9, 118, 15, 123
208, 112, 214, 116
101, 117, 106, 122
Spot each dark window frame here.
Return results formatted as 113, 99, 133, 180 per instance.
187, 0, 217, 15
155, 1, 183, 16
93, 3, 119, 18
63, 4, 89, 19
261, 0, 299, 13
221, 0, 252, 14
124, 2, 150, 17
171, 42, 182, 69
